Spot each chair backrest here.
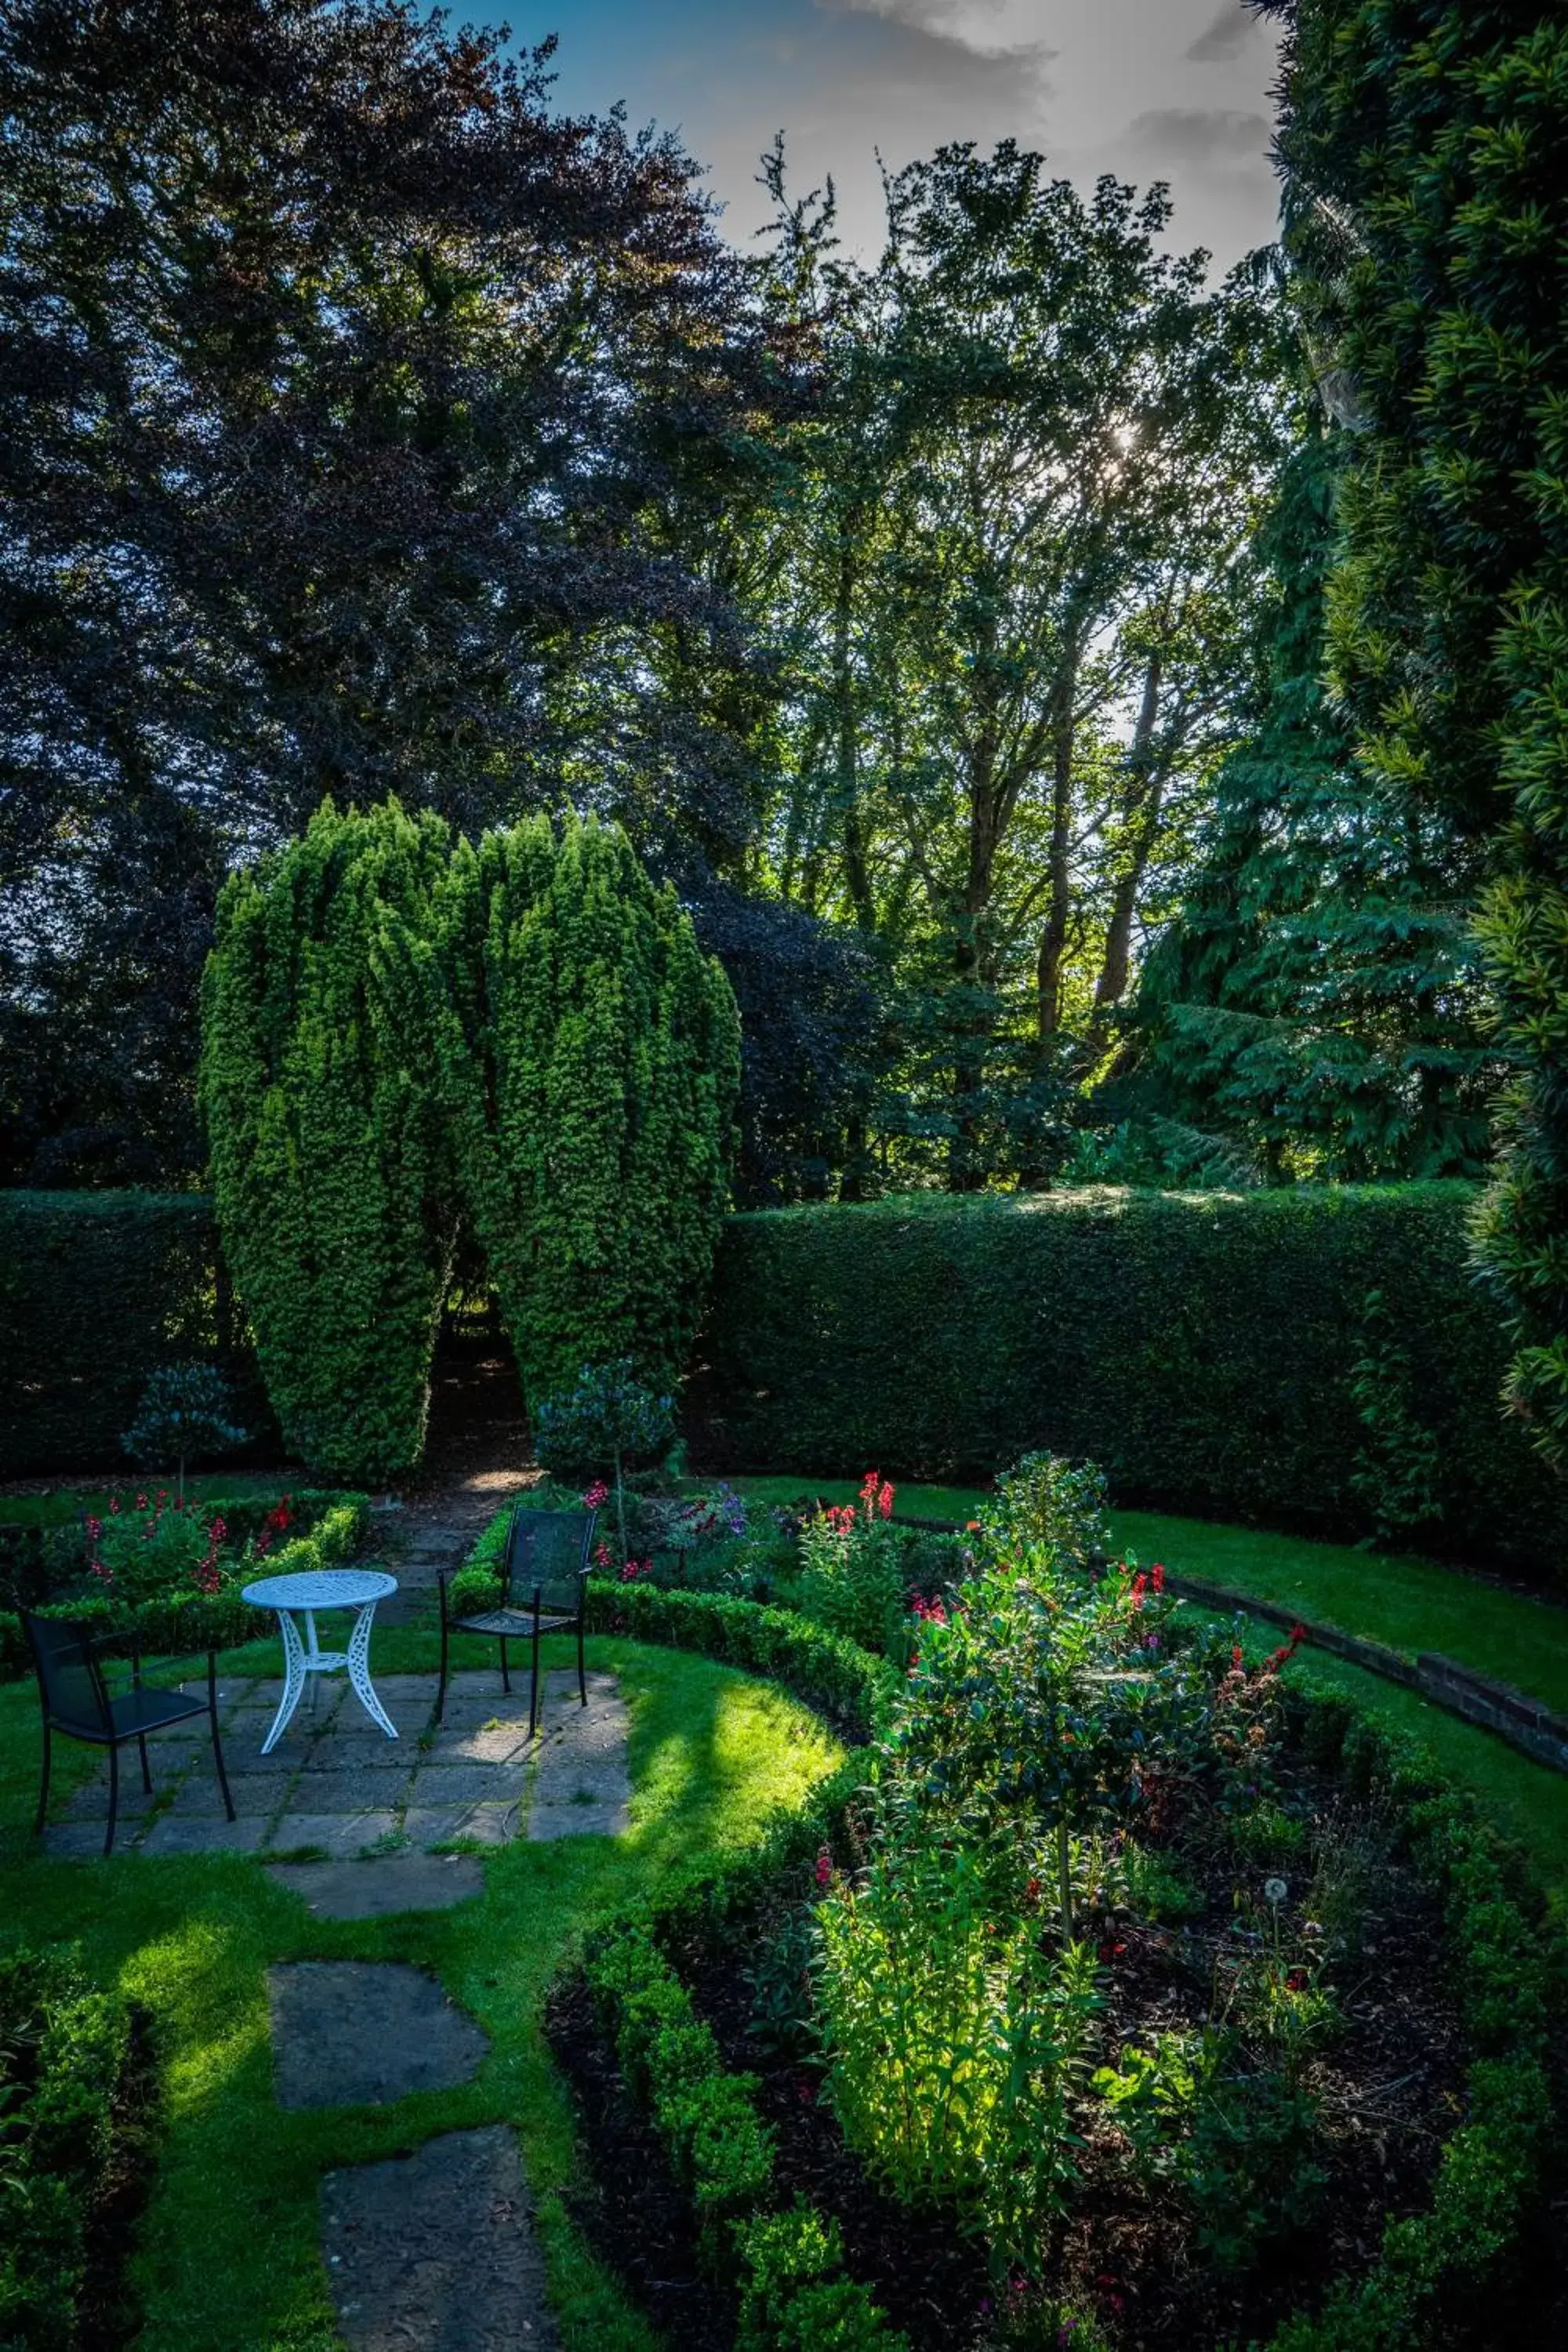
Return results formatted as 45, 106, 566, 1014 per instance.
503, 1508, 596, 1613
20, 1611, 113, 1736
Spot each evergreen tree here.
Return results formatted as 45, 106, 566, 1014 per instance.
426, 814, 741, 1407
199, 801, 458, 1483
1134, 419, 1496, 1180
1259, 0, 1568, 1449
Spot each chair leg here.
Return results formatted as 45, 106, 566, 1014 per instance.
529, 1619, 541, 1742
34, 1720, 51, 1839
104, 1740, 119, 1859
208, 1654, 235, 1823
138, 1731, 152, 1794
500, 1635, 511, 1696
577, 1613, 586, 1707
436, 1607, 449, 1724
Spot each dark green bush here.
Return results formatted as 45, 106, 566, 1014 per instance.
585, 1926, 905, 2347
0, 1947, 142, 2348
691, 1184, 1568, 1568
0, 1192, 261, 1479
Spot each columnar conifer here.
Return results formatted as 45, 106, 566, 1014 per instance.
429, 815, 742, 1408
199, 800, 458, 1481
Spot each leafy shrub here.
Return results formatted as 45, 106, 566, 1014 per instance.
815, 1835, 1102, 2267
1348, 1288, 1445, 1546
691, 1184, 1568, 1569
426, 811, 741, 1409
1185, 2067, 1327, 2277
794, 1475, 906, 1659
585, 1927, 905, 2346
0, 1947, 141, 2349
533, 1360, 675, 1563
121, 1365, 249, 1500
736, 2205, 908, 2352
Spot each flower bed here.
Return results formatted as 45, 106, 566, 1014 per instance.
0, 1487, 370, 1677
545, 1454, 1568, 2352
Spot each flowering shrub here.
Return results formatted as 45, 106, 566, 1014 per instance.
794, 1474, 908, 1657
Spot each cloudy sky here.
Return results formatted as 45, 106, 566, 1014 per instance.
492, 0, 1284, 274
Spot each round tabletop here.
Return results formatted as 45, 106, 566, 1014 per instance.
241, 1568, 398, 1611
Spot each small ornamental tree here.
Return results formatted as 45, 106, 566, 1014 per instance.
122, 1364, 248, 1501
426, 812, 742, 1407
532, 1359, 675, 1564
199, 800, 459, 1483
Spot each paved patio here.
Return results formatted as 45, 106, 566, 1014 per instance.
44, 1667, 630, 1860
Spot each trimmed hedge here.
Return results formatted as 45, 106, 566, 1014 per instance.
0, 1192, 262, 1479
585, 1923, 905, 2351
0, 1947, 143, 2348
690, 1183, 1568, 1569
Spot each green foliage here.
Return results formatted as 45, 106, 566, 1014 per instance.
200, 799, 459, 1483
586, 1928, 906, 2345
736, 2205, 907, 2352
1348, 1289, 1445, 1547
794, 1483, 907, 1660
122, 1365, 249, 1498
425, 812, 740, 1407
533, 1359, 674, 1564
815, 1839, 1102, 2267
0, 1192, 256, 1479
1185, 2067, 1327, 2278
1261, 0, 1568, 1454
694, 1184, 1568, 1570
0, 1491, 368, 1680
0, 1946, 138, 2348
1134, 422, 1495, 1182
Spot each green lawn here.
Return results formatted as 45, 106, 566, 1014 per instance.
0, 1625, 844, 2351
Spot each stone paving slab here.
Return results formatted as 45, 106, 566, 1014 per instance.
137, 1813, 271, 1857
288, 1766, 418, 1813
526, 1674, 630, 1839
320, 2126, 557, 2352
168, 1771, 282, 1817
403, 1801, 519, 1848
266, 1854, 485, 1919
296, 1737, 409, 1772
427, 1717, 535, 1766
272, 1811, 401, 1858
270, 1963, 488, 2109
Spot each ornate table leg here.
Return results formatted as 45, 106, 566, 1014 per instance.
346, 1602, 398, 1739
260, 1609, 307, 1755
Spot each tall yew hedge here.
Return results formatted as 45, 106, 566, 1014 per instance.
199, 800, 740, 1481
199, 801, 459, 1483
689, 1183, 1568, 1571
423, 815, 741, 1406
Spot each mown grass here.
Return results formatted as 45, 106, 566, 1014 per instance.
0, 1625, 843, 2351
0, 1471, 297, 1529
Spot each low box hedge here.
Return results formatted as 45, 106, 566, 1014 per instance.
689, 1182, 1568, 1570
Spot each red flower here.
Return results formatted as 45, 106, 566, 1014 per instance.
877, 1480, 895, 1519
583, 1480, 610, 1508
85, 1515, 103, 1541
1151, 1563, 1165, 1595
815, 1846, 833, 1887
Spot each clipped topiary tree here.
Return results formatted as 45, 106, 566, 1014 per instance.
122, 1363, 249, 1502
199, 799, 459, 1483
426, 811, 742, 1410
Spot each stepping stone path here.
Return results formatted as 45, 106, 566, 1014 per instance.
321, 2127, 557, 2352
270, 1962, 492, 2109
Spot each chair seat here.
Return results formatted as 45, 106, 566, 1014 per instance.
107, 1684, 209, 1739
456, 1607, 576, 1638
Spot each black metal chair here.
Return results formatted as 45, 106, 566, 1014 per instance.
437, 1507, 596, 1738
22, 1611, 235, 1857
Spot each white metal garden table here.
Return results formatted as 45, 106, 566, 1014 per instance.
239, 1567, 400, 1754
